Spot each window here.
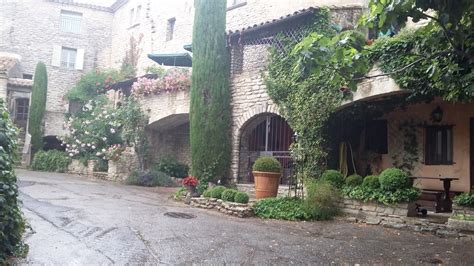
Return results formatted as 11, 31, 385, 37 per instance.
129, 8, 135, 26
166, 18, 176, 41
60, 10, 82, 33
15, 98, 29, 121
61, 47, 77, 69
22, 74, 33, 80
425, 126, 453, 165
365, 120, 388, 154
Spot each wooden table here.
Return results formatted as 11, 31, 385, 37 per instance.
409, 176, 459, 212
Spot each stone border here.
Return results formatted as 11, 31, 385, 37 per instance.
189, 197, 253, 218
448, 204, 474, 232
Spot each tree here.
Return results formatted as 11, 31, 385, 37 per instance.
190, 0, 231, 183
28, 62, 48, 153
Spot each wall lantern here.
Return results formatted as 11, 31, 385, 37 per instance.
430, 106, 443, 123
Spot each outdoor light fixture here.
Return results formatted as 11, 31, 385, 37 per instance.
431, 106, 443, 123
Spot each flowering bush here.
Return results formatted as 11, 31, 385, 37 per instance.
60, 97, 123, 160
131, 68, 191, 97
182, 176, 199, 187
104, 144, 126, 161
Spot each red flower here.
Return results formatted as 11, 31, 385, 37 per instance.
182, 176, 199, 187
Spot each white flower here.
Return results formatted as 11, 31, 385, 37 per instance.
69, 153, 74, 157
81, 143, 85, 147
102, 148, 106, 152
66, 144, 70, 148
102, 137, 107, 141
96, 152, 101, 156
72, 144, 77, 148
76, 139, 81, 144
102, 110, 107, 115
85, 131, 90, 135
110, 128, 116, 134
91, 145, 96, 149
87, 143, 91, 147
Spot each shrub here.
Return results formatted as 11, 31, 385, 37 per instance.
196, 183, 208, 195
362, 175, 380, 189
154, 157, 189, 178
202, 189, 212, 198
221, 189, 238, 202
252, 156, 282, 173
31, 150, 71, 173
210, 185, 226, 199
252, 197, 311, 220
345, 174, 363, 187
0, 100, 27, 262
454, 192, 474, 206
125, 170, 177, 187
342, 186, 420, 205
320, 170, 344, 188
379, 168, 410, 191
304, 181, 340, 220
234, 192, 250, 204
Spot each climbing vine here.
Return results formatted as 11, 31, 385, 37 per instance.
266, 3, 473, 179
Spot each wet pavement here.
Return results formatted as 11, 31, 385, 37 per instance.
15, 169, 474, 265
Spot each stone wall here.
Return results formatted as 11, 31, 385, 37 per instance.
147, 122, 190, 166
0, 0, 113, 136
189, 197, 253, 218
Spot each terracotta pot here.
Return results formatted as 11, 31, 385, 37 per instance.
253, 171, 281, 199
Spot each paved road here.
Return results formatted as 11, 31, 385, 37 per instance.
15, 170, 474, 265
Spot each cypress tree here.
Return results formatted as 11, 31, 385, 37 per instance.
190, 0, 231, 183
28, 62, 48, 153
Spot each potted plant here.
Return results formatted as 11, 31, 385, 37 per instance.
252, 156, 282, 199
182, 176, 199, 197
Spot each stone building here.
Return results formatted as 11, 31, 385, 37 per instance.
0, 0, 367, 182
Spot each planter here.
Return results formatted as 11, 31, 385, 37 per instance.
252, 171, 281, 199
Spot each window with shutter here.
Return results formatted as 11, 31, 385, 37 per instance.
60, 10, 82, 33
61, 47, 77, 69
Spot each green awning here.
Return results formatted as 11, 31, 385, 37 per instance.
147, 53, 192, 67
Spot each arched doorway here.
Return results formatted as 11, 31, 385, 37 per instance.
239, 114, 294, 184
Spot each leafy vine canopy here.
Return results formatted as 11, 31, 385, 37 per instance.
265, 1, 473, 177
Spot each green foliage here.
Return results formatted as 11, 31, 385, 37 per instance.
154, 157, 189, 179
202, 189, 212, 198
28, 62, 48, 153
174, 187, 187, 200
196, 183, 208, 195
362, 175, 380, 189
221, 189, 238, 202
119, 98, 149, 171
210, 185, 226, 199
342, 185, 420, 205
252, 156, 282, 173
144, 65, 166, 76
31, 150, 71, 173
234, 192, 250, 204
304, 180, 340, 220
345, 174, 363, 187
454, 192, 474, 207
190, 0, 231, 183
452, 214, 474, 221
66, 69, 121, 103
379, 168, 410, 191
126, 170, 177, 187
320, 170, 344, 188
0, 100, 27, 262
252, 197, 311, 221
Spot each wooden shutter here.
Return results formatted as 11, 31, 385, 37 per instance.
75, 48, 84, 70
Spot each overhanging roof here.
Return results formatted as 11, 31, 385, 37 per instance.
147, 53, 192, 67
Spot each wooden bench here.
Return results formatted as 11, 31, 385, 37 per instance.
419, 190, 444, 213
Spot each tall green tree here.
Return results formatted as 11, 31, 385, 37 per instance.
28, 62, 48, 153
190, 0, 231, 183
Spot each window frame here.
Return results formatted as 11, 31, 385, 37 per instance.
15, 98, 29, 121
60, 47, 77, 70
425, 125, 454, 165
60, 10, 82, 34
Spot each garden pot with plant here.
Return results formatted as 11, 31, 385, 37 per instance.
252, 156, 282, 199
182, 176, 199, 197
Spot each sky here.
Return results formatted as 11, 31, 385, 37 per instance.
74, 0, 116, 7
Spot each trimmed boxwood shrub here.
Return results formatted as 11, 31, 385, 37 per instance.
252, 156, 282, 173
221, 189, 238, 202
125, 170, 177, 187
210, 185, 226, 199
379, 168, 410, 191
345, 174, 363, 187
320, 170, 344, 188
234, 191, 249, 203
362, 175, 380, 189
31, 150, 71, 173
203, 189, 212, 198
